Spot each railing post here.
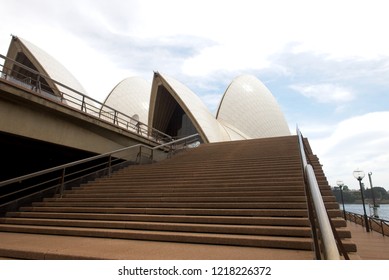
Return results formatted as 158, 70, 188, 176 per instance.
138, 146, 142, 165
108, 155, 112, 177
368, 217, 371, 232
381, 220, 384, 236
168, 144, 173, 158
60, 168, 66, 198
36, 75, 41, 93
114, 111, 118, 125
81, 96, 86, 112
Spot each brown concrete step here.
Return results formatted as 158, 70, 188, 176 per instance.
113, 165, 304, 175
0, 224, 314, 250
0, 218, 313, 237
162, 156, 301, 163
0, 232, 316, 260
106, 163, 303, 171
80, 182, 305, 189
43, 196, 308, 203
67, 186, 306, 196
87, 177, 305, 185
31, 201, 312, 209
119, 163, 303, 173
114, 160, 302, 171
61, 189, 307, 198
0, 217, 352, 238
53, 194, 337, 203
10, 210, 348, 229
103, 172, 304, 182
76, 182, 306, 190
123, 158, 303, 168
18, 206, 310, 217
6, 212, 311, 226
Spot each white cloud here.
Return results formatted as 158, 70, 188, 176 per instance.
182, 44, 272, 76
133, 0, 389, 77
290, 84, 355, 104
308, 112, 389, 190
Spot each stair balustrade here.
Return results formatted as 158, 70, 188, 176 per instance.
0, 133, 199, 214
297, 127, 343, 260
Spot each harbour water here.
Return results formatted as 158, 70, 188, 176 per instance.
340, 203, 389, 221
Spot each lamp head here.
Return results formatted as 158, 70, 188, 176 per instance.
336, 180, 344, 187
353, 169, 365, 181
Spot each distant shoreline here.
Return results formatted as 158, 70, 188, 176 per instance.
344, 201, 389, 205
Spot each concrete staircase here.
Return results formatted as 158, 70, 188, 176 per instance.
0, 136, 356, 259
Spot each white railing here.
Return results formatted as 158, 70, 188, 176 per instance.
296, 127, 340, 260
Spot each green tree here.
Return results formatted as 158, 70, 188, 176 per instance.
332, 187, 355, 203
364, 187, 388, 200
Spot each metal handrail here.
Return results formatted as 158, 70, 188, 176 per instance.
0, 133, 199, 188
0, 133, 200, 210
297, 127, 340, 260
344, 210, 389, 237
0, 53, 172, 143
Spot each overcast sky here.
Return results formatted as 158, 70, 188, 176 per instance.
1, 0, 388, 190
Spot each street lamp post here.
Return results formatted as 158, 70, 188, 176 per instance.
368, 172, 379, 218
336, 180, 346, 219
353, 169, 370, 232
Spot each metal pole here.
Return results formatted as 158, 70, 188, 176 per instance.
358, 179, 370, 232
339, 186, 346, 219
60, 168, 66, 198
368, 172, 379, 218
108, 155, 112, 177
139, 146, 142, 164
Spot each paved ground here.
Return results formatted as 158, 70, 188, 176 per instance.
0, 232, 314, 260
346, 221, 389, 260
0, 221, 385, 260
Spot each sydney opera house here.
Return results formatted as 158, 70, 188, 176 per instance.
0, 35, 359, 260
3, 35, 290, 143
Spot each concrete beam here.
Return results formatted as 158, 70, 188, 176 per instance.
0, 79, 157, 155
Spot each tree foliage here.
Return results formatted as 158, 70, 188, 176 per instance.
364, 187, 388, 200
332, 186, 389, 203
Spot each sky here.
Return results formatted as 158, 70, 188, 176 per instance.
1, 0, 388, 191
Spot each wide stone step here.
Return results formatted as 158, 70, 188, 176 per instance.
5, 212, 309, 225
4, 212, 348, 228
0, 224, 314, 250
0, 218, 313, 237
146, 157, 301, 167
55, 193, 336, 203
133, 165, 301, 174
170, 154, 301, 162
104, 173, 304, 182
31, 201, 311, 209
88, 177, 305, 186
6, 212, 311, 226
76, 183, 306, 190
18, 206, 310, 217
43, 196, 308, 203
123, 159, 303, 168
111, 167, 304, 178
61, 190, 307, 198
